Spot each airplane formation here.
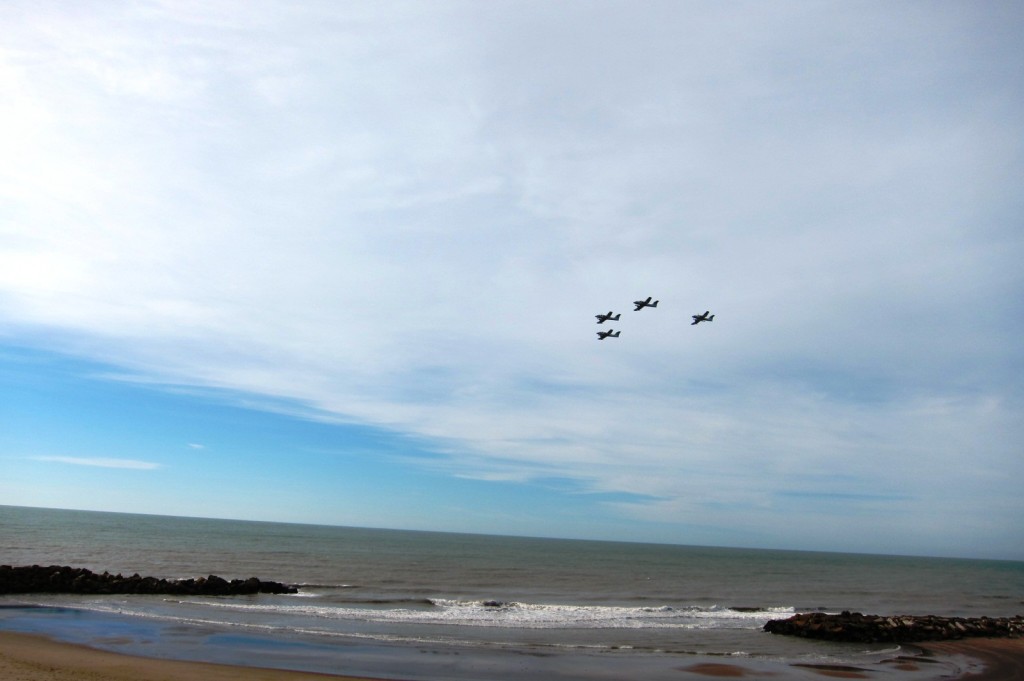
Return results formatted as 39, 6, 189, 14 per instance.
595, 297, 713, 339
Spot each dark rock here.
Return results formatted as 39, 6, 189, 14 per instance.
0, 565, 297, 596
764, 611, 1024, 643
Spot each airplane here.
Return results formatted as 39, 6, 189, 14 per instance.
595, 311, 620, 324
633, 296, 659, 311
691, 311, 715, 325
596, 329, 621, 340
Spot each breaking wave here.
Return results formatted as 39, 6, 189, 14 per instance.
180, 597, 794, 629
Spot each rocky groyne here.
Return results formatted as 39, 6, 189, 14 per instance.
764, 611, 1024, 643
0, 565, 297, 596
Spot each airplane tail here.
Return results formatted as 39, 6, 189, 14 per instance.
708, 314, 714, 321
652, 300, 659, 307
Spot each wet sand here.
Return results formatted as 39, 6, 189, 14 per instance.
4, 630, 1023, 681
678, 638, 1024, 680
916, 638, 1024, 681
0, 631, 392, 681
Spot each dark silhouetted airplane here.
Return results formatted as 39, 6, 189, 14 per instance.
596, 329, 621, 340
595, 311, 620, 324
633, 297, 658, 311
691, 311, 714, 325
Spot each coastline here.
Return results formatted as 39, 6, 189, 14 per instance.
0, 631, 395, 681
4, 511, 1022, 681
916, 639, 1024, 681
4, 629, 1024, 681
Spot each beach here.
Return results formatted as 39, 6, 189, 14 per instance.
0, 631, 385, 681
3, 507, 1023, 681
3, 631, 1024, 681
916, 639, 1024, 681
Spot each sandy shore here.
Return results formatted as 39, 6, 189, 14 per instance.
0, 631, 394, 681
916, 639, 1024, 681
4, 629, 1024, 681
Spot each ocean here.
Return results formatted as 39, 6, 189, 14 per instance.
1, 505, 1022, 680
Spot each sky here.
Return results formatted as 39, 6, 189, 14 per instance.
1, 1, 1022, 561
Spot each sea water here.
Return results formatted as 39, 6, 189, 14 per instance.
1, 505, 1022, 680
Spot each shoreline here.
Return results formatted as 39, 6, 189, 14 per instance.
916, 639, 1024, 681
3, 629, 1024, 681
0, 631, 397, 681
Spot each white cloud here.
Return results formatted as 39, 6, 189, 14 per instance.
1, 1, 1022, 554
33, 456, 162, 470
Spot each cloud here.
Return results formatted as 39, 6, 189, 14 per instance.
33, 456, 162, 471
1, 2, 1022, 554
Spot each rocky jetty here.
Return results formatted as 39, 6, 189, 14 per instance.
764, 611, 1024, 643
0, 565, 297, 596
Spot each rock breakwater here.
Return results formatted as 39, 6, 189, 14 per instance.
0, 565, 297, 595
764, 611, 1024, 643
